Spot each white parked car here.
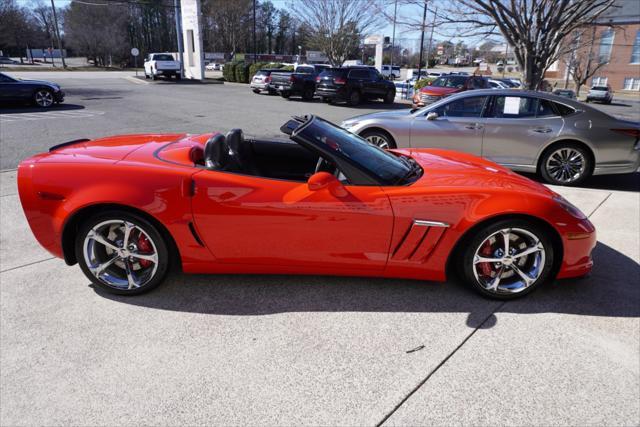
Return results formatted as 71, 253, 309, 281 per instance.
144, 53, 181, 80
381, 65, 401, 79
488, 79, 510, 89
206, 62, 222, 71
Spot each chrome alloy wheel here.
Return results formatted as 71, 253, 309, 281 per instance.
365, 134, 390, 149
472, 228, 546, 295
34, 90, 54, 107
545, 148, 586, 184
83, 220, 159, 290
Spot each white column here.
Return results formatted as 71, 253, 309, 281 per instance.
180, 0, 204, 80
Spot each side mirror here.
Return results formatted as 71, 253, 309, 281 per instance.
307, 172, 348, 197
426, 111, 438, 120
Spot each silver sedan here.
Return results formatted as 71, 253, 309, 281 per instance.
341, 89, 640, 185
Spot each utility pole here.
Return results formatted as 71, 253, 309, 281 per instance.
253, 0, 257, 63
417, 0, 428, 80
391, 0, 398, 69
50, 0, 66, 68
174, 0, 183, 78
426, 5, 436, 71
502, 42, 508, 77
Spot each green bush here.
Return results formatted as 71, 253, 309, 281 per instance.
248, 62, 267, 79
234, 62, 250, 83
414, 77, 436, 90
223, 62, 236, 82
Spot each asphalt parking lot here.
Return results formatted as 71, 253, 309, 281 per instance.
1, 72, 639, 425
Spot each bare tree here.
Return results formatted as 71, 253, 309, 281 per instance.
291, 0, 381, 67
562, 28, 608, 96
434, 0, 616, 89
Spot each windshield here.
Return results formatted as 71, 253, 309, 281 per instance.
292, 116, 416, 185
153, 54, 175, 61
592, 86, 608, 91
432, 76, 467, 88
296, 66, 314, 74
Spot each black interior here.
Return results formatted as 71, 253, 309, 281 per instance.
202, 129, 321, 182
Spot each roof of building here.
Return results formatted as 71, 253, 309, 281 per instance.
595, 0, 640, 24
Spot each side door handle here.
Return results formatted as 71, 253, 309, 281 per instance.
533, 127, 552, 133
465, 123, 484, 130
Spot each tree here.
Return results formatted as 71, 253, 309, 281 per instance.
436, 0, 616, 89
292, 0, 381, 67
258, 1, 278, 54
0, 0, 46, 62
563, 28, 608, 96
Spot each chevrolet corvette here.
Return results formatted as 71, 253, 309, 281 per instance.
18, 115, 596, 299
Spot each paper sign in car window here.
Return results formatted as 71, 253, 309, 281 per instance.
503, 97, 521, 115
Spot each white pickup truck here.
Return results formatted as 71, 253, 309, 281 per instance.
144, 53, 181, 80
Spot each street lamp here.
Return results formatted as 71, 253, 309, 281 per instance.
298, 45, 302, 63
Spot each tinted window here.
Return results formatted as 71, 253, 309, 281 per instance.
432, 76, 468, 88
296, 66, 314, 74
537, 99, 558, 117
552, 102, 575, 116
256, 70, 270, 76
0, 73, 14, 82
491, 96, 537, 118
349, 69, 369, 79
153, 54, 174, 61
319, 69, 346, 78
369, 69, 381, 79
469, 77, 486, 89
592, 86, 609, 91
435, 96, 488, 118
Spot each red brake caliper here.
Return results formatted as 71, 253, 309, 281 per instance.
137, 233, 153, 267
478, 240, 494, 276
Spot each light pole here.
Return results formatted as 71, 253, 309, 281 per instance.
297, 45, 302, 63
253, 0, 257, 63
391, 0, 398, 69
174, 0, 183, 78
50, 0, 66, 68
417, 0, 428, 80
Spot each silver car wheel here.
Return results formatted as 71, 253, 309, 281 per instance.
34, 90, 54, 107
472, 227, 546, 295
545, 148, 586, 184
365, 134, 390, 149
83, 219, 159, 290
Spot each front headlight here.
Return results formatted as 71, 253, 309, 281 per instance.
553, 195, 587, 219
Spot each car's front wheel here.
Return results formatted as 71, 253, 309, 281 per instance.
540, 143, 592, 186
349, 90, 361, 106
360, 130, 395, 149
383, 89, 395, 104
460, 219, 555, 299
75, 211, 170, 295
33, 89, 54, 108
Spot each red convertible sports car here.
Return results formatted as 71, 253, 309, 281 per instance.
18, 115, 596, 299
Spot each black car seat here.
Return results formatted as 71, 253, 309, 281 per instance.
203, 134, 229, 170
225, 128, 260, 175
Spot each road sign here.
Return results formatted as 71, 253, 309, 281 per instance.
131, 48, 140, 57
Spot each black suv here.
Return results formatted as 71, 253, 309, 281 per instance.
315, 67, 396, 106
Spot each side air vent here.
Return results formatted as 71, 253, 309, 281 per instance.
392, 220, 448, 263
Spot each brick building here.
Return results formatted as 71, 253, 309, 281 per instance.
550, 0, 640, 94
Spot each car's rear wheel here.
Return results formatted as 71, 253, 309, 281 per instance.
252, 88, 260, 94
303, 87, 314, 101
75, 211, 170, 295
460, 219, 555, 299
540, 143, 592, 186
360, 130, 395, 149
383, 89, 395, 104
281, 91, 291, 99
33, 89, 54, 108
349, 90, 361, 106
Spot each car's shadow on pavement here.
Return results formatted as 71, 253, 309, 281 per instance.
0, 103, 85, 114
93, 242, 639, 329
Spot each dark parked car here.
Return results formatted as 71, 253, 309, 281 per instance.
553, 89, 577, 99
315, 67, 396, 106
270, 64, 330, 101
0, 72, 64, 108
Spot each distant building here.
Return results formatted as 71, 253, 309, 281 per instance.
550, 0, 640, 92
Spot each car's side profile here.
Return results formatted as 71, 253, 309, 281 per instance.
342, 89, 640, 185
0, 71, 65, 108
19, 116, 596, 299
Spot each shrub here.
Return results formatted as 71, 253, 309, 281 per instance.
234, 62, 250, 83
248, 62, 267, 79
414, 77, 436, 90
223, 62, 236, 81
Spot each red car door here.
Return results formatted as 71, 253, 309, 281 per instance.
191, 170, 394, 271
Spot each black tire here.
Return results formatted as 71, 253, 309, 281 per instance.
383, 89, 395, 104
281, 91, 291, 99
267, 88, 277, 95
459, 219, 555, 300
75, 211, 171, 295
252, 88, 261, 94
360, 129, 395, 149
33, 89, 54, 108
151, 73, 157, 81
175, 74, 182, 81
349, 90, 361, 106
144, 73, 150, 79
539, 142, 592, 186
303, 87, 314, 101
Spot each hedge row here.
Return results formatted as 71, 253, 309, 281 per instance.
223, 61, 292, 83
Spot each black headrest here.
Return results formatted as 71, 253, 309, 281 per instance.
204, 134, 228, 170
225, 128, 244, 155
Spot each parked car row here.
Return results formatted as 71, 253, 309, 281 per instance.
250, 65, 397, 106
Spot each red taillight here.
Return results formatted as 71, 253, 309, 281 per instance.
265, 76, 271, 83
316, 76, 321, 82
334, 77, 346, 85
611, 128, 640, 138
290, 75, 296, 82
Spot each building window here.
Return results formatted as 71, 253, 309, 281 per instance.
598, 28, 614, 63
631, 30, 640, 64
623, 78, 640, 91
592, 76, 608, 86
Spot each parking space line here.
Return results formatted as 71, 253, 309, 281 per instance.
0, 110, 105, 123
587, 192, 612, 218
0, 256, 56, 274
123, 76, 149, 85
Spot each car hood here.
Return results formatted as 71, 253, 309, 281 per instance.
419, 86, 460, 96
402, 148, 555, 196
45, 134, 185, 161
343, 109, 413, 123
17, 79, 60, 88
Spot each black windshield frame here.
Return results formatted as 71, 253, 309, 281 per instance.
289, 116, 417, 186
